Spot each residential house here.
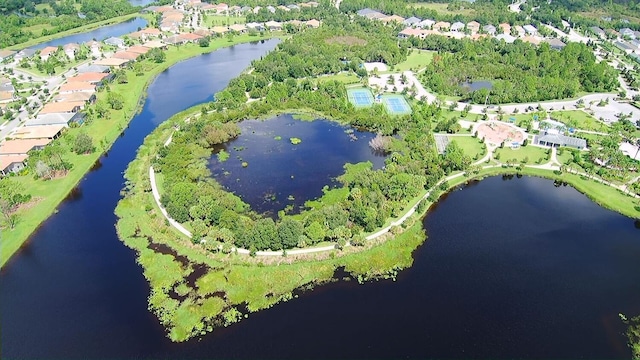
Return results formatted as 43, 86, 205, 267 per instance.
380, 15, 405, 24
356, 8, 386, 19
0, 91, 16, 104
25, 112, 84, 127
53, 91, 96, 104
127, 45, 152, 55
620, 27, 635, 39
15, 48, 36, 60
286, 4, 300, 10
0, 155, 28, 175
545, 38, 566, 50
0, 139, 51, 155
39, 101, 86, 114
10, 125, 65, 140
142, 40, 168, 50
246, 22, 265, 31
67, 72, 111, 84
240, 6, 252, 13
93, 57, 130, 67
266, 5, 276, 13
104, 37, 126, 48
514, 25, 526, 37
495, 33, 516, 43
163, 35, 188, 46
178, 33, 203, 42
498, 23, 510, 34
39, 46, 58, 61
265, 21, 283, 31
306, 19, 320, 28
398, 28, 428, 39
229, 24, 247, 33
589, 26, 606, 38
534, 130, 586, 149
417, 19, 435, 29
523, 24, 537, 35
466, 21, 480, 34
483, 24, 496, 35
194, 29, 212, 37
228, 5, 241, 14
433, 21, 451, 31
63, 43, 80, 60
0, 50, 16, 62
59, 81, 96, 93
450, 21, 465, 32
403, 16, 421, 27
113, 51, 141, 61
252, 6, 261, 13
278, 5, 290, 12
615, 41, 636, 54
522, 36, 541, 45
211, 26, 229, 35
140, 28, 162, 38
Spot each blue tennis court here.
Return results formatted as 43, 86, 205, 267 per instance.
347, 88, 374, 107
381, 95, 412, 115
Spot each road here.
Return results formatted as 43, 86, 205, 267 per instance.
508, 0, 525, 13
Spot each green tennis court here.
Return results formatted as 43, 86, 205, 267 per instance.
347, 88, 374, 107
381, 94, 412, 115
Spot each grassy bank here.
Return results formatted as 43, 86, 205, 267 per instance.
7, 13, 152, 51
0, 34, 276, 268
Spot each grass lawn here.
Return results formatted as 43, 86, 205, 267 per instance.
450, 136, 486, 159
0, 33, 276, 268
202, 15, 246, 28
388, 50, 435, 72
316, 73, 361, 85
551, 110, 609, 132
407, 2, 475, 16
23, 23, 56, 37
495, 145, 549, 164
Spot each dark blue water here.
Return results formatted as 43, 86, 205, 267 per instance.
2, 39, 640, 358
31, 17, 148, 50
209, 114, 386, 216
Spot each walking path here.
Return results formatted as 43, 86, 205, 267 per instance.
149, 119, 639, 257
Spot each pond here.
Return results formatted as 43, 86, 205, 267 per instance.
208, 114, 386, 216
31, 17, 148, 50
461, 80, 493, 92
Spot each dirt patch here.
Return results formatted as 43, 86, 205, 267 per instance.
15, 197, 43, 213
325, 35, 367, 46
476, 121, 525, 146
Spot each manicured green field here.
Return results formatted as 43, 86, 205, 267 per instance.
316, 73, 361, 84
450, 136, 486, 159
389, 50, 435, 72
202, 15, 246, 27
551, 110, 609, 132
494, 145, 549, 164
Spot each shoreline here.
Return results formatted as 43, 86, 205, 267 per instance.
6, 13, 148, 51
0, 35, 277, 268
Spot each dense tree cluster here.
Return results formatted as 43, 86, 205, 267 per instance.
419, 37, 618, 104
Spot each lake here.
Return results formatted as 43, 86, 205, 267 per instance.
31, 17, 148, 50
209, 114, 386, 216
2, 41, 640, 358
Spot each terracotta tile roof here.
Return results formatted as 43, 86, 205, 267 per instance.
0, 139, 51, 155
112, 51, 140, 60
11, 125, 65, 140
59, 82, 96, 92
67, 72, 109, 83
127, 45, 152, 54
39, 101, 85, 114
0, 154, 28, 170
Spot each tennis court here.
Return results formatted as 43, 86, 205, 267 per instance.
381, 95, 412, 115
347, 88, 374, 107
